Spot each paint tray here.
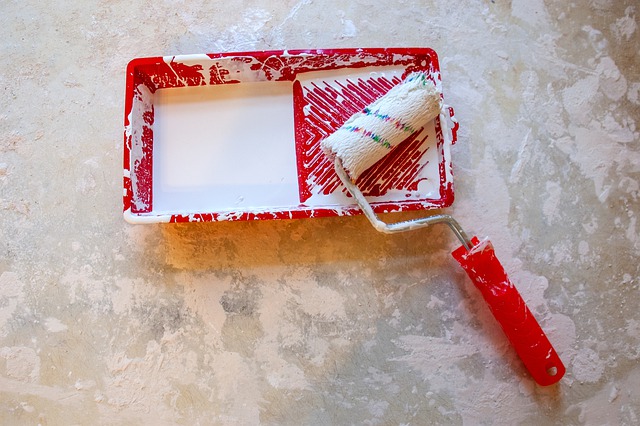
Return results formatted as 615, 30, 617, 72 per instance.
123, 48, 458, 224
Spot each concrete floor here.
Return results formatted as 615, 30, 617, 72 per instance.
1, 0, 639, 424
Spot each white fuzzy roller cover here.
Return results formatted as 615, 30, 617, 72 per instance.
321, 72, 442, 181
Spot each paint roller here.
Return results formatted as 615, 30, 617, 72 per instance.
321, 72, 566, 386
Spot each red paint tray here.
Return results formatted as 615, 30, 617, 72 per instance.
123, 48, 458, 223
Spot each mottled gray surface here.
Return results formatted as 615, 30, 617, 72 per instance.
1, 0, 639, 424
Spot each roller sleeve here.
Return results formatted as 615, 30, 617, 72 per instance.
321, 72, 442, 181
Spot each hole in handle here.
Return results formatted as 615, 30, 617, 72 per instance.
546, 365, 558, 377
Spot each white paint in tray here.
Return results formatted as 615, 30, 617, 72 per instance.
152, 81, 299, 214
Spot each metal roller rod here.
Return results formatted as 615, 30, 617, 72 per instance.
335, 159, 473, 251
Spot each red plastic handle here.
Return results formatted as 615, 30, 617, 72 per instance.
451, 237, 565, 386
